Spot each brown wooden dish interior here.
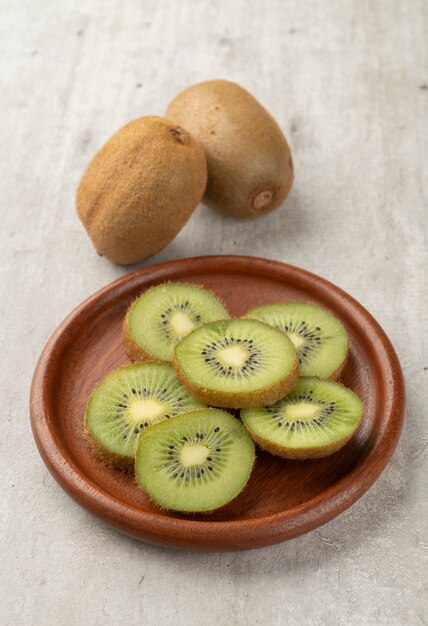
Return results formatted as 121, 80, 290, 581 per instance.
30, 256, 404, 551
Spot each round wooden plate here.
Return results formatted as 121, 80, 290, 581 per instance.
30, 256, 404, 551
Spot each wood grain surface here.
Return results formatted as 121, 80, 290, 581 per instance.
30, 256, 404, 551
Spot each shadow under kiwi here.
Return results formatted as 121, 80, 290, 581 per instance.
108, 190, 306, 273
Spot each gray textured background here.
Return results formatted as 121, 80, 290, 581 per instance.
1, 1, 427, 624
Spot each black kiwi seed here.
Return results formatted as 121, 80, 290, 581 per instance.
157, 299, 208, 341
160, 432, 232, 483
199, 337, 263, 379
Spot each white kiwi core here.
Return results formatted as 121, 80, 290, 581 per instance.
217, 345, 248, 368
180, 444, 210, 467
129, 399, 164, 424
170, 311, 195, 335
284, 402, 319, 422
287, 332, 306, 349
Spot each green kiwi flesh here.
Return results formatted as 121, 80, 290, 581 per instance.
85, 362, 204, 466
173, 319, 298, 408
241, 377, 364, 459
135, 408, 255, 512
243, 302, 348, 379
124, 283, 229, 362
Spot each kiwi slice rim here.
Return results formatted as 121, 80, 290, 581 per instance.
241, 377, 364, 460
135, 408, 256, 513
173, 318, 299, 409
84, 361, 205, 469
243, 301, 349, 380
123, 282, 230, 363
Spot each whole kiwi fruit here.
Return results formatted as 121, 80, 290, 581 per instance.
76, 116, 207, 265
166, 80, 294, 219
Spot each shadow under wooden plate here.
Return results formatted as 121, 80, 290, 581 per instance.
30, 256, 405, 551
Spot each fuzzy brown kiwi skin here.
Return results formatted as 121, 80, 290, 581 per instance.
173, 350, 299, 409
243, 426, 357, 460
84, 424, 134, 472
327, 319, 349, 381
123, 282, 230, 363
76, 116, 207, 265
166, 80, 294, 219
327, 351, 348, 382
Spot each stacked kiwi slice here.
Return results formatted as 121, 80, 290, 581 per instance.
241, 378, 363, 460
135, 409, 255, 513
124, 283, 229, 362
173, 318, 298, 408
84, 282, 364, 513
242, 302, 348, 380
85, 362, 204, 469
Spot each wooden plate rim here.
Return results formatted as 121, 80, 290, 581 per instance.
30, 255, 405, 550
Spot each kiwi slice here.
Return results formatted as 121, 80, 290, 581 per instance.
135, 408, 255, 513
173, 319, 298, 408
243, 302, 348, 379
85, 362, 204, 468
124, 283, 229, 362
241, 377, 363, 459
